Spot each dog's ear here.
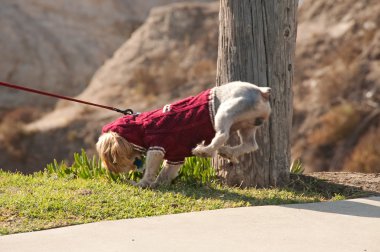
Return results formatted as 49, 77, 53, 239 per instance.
96, 132, 134, 173
259, 87, 271, 101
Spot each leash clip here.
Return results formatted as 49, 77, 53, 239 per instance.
115, 108, 134, 115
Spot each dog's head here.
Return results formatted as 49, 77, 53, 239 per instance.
96, 131, 140, 173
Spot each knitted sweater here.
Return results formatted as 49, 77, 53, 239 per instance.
102, 89, 216, 164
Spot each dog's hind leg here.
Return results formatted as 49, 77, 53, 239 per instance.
218, 127, 259, 163
192, 130, 230, 158
192, 103, 235, 157
152, 161, 182, 187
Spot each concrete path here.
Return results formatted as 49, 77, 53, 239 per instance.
1, 197, 379, 252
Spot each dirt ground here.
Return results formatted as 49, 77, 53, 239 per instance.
308, 172, 380, 194
288, 172, 380, 199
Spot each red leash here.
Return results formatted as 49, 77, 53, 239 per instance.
0, 81, 133, 115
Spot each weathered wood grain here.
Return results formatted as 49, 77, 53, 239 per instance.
215, 0, 298, 187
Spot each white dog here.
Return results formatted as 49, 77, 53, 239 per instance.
97, 81, 271, 188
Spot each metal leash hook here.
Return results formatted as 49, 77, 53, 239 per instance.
114, 108, 134, 115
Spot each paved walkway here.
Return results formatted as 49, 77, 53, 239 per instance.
1, 197, 379, 252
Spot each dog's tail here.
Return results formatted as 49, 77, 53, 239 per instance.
259, 87, 271, 101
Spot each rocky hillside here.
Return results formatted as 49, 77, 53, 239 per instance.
25, 2, 219, 132
293, 0, 380, 173
1, 0, 379, 174
0, 0, 212, 110
0, 2, 219, 172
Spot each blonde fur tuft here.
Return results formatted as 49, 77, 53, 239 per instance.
96, 131, 136, 173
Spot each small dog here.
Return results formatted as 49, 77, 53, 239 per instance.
97, 81, 271, 188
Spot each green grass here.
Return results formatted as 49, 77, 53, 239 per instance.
44, 149, 215, 185
0, 170, 323, 235
0, 151, 371, 235
290, 159, 304, 175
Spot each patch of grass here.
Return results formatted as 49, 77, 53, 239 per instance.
178, 156, 216, 185
45, 149, 130, 182
1, 152, 375, 235
290, 159, 304, 174
0, 170, 325, 235
44, 150, 215, 185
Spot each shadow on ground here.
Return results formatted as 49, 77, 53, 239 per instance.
284, 196, 380, 218
157, 174, 380, 217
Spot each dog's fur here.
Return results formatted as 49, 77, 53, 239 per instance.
97, 81, 271, 188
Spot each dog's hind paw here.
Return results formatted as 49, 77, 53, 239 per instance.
192, 144, 214, 157
218, 147, 239, 164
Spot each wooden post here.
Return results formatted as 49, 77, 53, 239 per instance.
214, 0, 298, 187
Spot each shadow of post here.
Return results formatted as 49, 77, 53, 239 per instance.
283, 196, 380, 218
155, 174, 380, 215
287, 174, 380, 199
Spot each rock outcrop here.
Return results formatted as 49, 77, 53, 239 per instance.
0, 0, 212, 110
1, 2, 219, 172
3, 0, 379, 174
292, 0, 380, 172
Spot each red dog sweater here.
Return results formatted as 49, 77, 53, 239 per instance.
102, 89, 216, 164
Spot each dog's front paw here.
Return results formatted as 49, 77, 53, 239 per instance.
136, 180, 153, 189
